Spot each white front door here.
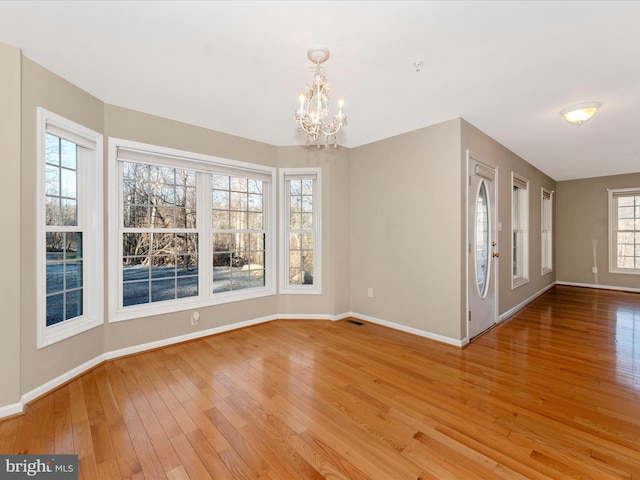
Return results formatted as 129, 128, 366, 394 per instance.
468, 153, 498, 339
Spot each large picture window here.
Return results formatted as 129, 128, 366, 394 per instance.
37, 108, 104, 347
609, 188, 640, 275
109, 140, 275, 321
279, 169, 321, 294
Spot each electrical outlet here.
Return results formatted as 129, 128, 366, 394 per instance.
367, 288, 373, 298
592, 267, 598, 274
191, 311, 200, 326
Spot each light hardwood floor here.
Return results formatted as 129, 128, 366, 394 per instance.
1, 285, 639, 479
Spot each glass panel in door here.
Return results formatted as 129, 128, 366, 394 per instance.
475, 181, 490, 297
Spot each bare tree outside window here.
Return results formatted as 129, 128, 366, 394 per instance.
121, 161, 198, 306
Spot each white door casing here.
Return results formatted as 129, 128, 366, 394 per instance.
467, 152, 498, 340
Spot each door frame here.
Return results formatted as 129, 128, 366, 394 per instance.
465, 150, 499, 344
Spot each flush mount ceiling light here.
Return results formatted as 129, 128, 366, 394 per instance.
560, 102, 601, 125
294, 46, 347, 148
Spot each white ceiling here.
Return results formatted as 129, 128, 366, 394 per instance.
1, 0, 639, 181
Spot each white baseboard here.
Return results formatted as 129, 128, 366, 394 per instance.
498, 282, 557, 322
21, 353, 106, 406
276, 312, 351, 321
556, 281, 640, 294
105, 314, 278, 360
345, 311, 464, 347
7, 310, 459, 419
16, 315, 277, 417
0, 402, 23, 419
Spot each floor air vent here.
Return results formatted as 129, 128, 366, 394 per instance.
345, 319, 364, 326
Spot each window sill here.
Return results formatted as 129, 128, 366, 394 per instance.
110, 287, 276, 323
512, 277, 530, 289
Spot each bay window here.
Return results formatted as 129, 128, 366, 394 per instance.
109, 139, 275, 322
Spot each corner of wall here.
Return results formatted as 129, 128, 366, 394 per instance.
0, 43, 23, 411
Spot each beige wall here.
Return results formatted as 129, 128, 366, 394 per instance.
461, 120, 557, 317
0, 43, 22, 410
349, 120, 464, 340
21, 58, 106, 394
557, 172, 640, 289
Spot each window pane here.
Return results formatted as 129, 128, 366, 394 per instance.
45, 165, 60, 196
123, 282, 150, 306
65, 290, 83, 320
46, 294, 64, 326
177, 276, 198, 298
61, 167, 77, 199
45, 134, 60, 166
65, 261, 83, 289
122, 232, 198, 306
230, 177, 247, 192
213, 190, 229, 209
151, 278, 176, 302
213, 210, 230, 229
123, 161, 196, 230
124, 205, 149, 228
60, 139, 77, 169
46, 231, 84, 323
46, 263, 63, 295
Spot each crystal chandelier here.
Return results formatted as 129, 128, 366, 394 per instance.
294, 47, 347, 148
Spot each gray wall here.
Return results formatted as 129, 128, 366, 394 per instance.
557, 173, 640, 289
0, 43, 22, 411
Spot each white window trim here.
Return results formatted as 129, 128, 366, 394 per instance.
608, 187, 640, 275
108, 138, 276, 322
511, 172, 529, 289
279, 168, 322, 294
36, 108, 104, 348
541, 187, 554, 276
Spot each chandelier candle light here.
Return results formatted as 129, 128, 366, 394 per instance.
295, 47, 347, 148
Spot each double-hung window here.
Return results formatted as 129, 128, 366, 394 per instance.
512, 173, 529, 288
541, 188, 553, 275
279, 169, 321, 294
37, 108, 103, 347
110, 139, 275, 321
609, 188, 640, 274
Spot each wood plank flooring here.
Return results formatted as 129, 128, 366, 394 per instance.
1, 285, 639, 479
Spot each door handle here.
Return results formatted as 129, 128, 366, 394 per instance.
492, 252, 499, 258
